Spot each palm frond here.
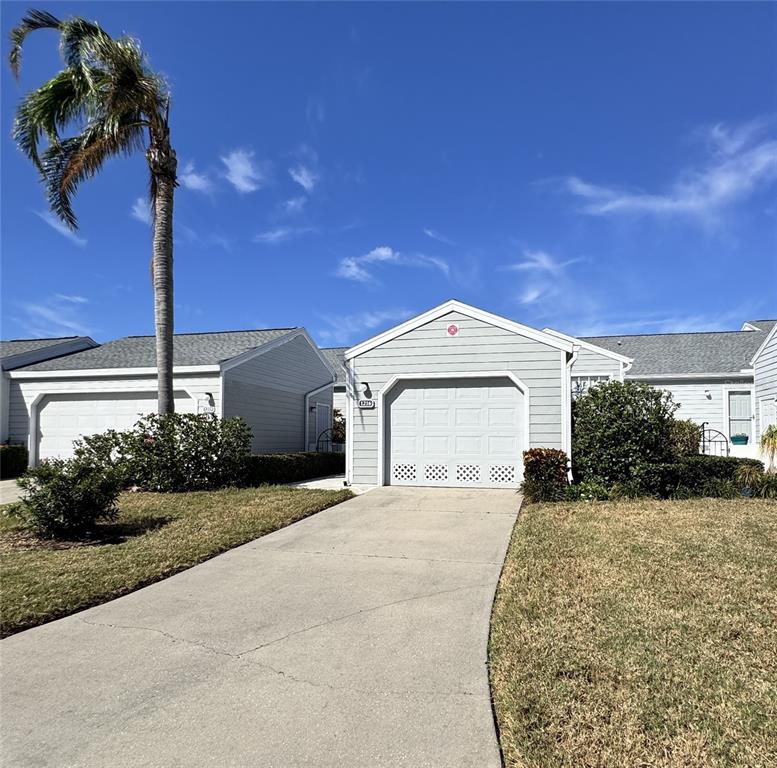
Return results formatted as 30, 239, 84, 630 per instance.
9, 9, 62, 78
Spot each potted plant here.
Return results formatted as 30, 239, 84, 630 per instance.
730, 433, 749, 446
761, 424, 777, 473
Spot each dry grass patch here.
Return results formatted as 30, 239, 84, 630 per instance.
490, 498, 777, 768
0, 486, 351, 637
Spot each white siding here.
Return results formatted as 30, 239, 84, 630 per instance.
571, 347, 622, 378
9, 373, 221, 462
349, 311, 565, 486
754, 329, 777, 442
222, 335, 333, 454
632, 377, 752, 437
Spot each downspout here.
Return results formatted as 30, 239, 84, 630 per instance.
566, 347, 579, 481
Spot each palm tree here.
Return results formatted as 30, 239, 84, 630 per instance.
9, 9, 177, 414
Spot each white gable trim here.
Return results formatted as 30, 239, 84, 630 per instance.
629, 372, 754, 381
750, 322, 777, 366
345, 300, 573, 360
542, 328, 633, 365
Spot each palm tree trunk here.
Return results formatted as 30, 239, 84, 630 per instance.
148, 141, 177, 415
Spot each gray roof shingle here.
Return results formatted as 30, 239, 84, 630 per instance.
1, 337, 82, 360
18, 328, 299, 372
582, 321, 777, 376
321, 347, 347, 385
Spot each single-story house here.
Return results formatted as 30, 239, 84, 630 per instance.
343, 300, 777, 489
1, 336, 97, 444
321, 347, 347, 416
6, 327, 335, 466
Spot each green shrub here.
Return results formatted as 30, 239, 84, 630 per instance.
245, 452, 345, 486
572, 380, 677, 484
520, 448, 569, 502
565, 477, 615, 501
670, 419, 702, 458
635, 455, 764, 499
0, 444, 28, 480
737, 463, 777, 499
14, 457, 119, 538
74, 413, 252, 492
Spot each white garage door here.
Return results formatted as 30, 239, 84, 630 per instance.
37, 391, 196, 461
386, 377, 524, 488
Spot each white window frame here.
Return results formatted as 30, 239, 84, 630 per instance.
722, 385, 755, 442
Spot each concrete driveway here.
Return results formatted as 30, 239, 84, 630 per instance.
1, 486, 520, 768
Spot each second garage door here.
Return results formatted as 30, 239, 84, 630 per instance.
386, 377, 524, 488
37, 391, 197, 461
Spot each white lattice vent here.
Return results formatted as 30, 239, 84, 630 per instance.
489, 465, 516, 484
456, 464, 481, 484
393, 464, 417, 482
424, 464, 448, 482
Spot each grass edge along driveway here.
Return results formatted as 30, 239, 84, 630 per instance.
489, 497, 777, 768
1, 486, 352, 637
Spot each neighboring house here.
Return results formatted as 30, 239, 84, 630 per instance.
560, 321, 776, 459
321, 347, 347, 416
7, 328, 335, 466
345, 300, 575, 489
1, 336, 97, 444
752, 322, 777, 445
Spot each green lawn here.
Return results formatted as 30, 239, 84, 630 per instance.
489, 498, 777, 768
0, 486, 351, 637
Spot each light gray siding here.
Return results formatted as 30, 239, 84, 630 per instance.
222, 334, 333, 454
571, 347, 622, 378
332, 386, 346, 416
306, 387, 334, 451
349, 311, 565, 486
754, 329, 777, 442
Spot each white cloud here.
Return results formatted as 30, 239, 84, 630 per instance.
563, 121, 777, 220
505, 249, 581, 275
282, 196, 307, 214
289, 164, 319, 193
16, 295, 92, 337
180, 161, 213, 194
422, 227, 456, 246
130, 197, 151, 226
55, 294, 88, 304
336, 246, 450, 283
501, 249, 583, 307
317, 308, 414, 346
220, 149, 268, 193
254, 226, 314, 244
34, 211, 87, 246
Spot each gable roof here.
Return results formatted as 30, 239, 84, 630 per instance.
742, 319, 776, 332
751, 322, 777, 365
543, 328, 633, 364
345, 299, 574, 360
15, 328, 299, 372
1, 336, 97, 370
582, 321, 777, 377
321, 347, 347, 385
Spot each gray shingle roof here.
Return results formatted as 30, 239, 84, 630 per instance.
582, 321, 777, 376
18, 328, 299, 372
1, 337, 81, 360
743, 319, 777, 332
321, 347, 347, 385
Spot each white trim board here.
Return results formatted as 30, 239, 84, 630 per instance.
543, 328, 633, 365
751, 322, 777, 366
375, 370, 531, 487
344, 299, 574, 360
9, 365, 220, 379
628, 372, 755, 381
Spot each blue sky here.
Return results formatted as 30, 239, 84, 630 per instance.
2, 2, 776, 347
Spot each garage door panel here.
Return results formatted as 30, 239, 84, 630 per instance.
38, 391, 195, 461
387, 377, 523, 488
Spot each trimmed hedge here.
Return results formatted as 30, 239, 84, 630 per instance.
635, 455, 764, 499
246, 452, 345, 486
0, 445, 28, 480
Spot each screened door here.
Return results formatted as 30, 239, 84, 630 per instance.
728, 391, 752, 440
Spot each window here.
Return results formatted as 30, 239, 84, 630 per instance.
571, 375, 610, 399
760, 398, 777, 434
728, 390, 752, 439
